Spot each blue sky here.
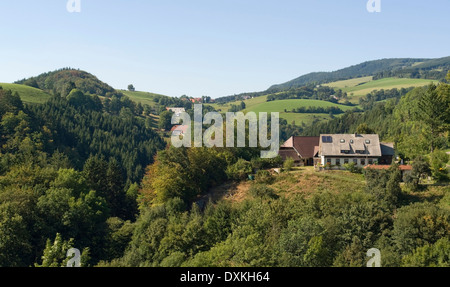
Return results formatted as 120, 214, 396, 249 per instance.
0, 0, 449, 98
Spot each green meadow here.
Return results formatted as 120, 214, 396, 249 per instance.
119, 90, 166, 107
246, 99, 354, 125
325, 77, 437, 103
0, 83, 51, 104
208, 97, 355, 126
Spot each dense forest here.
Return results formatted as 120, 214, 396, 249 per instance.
0, 70, 448, 267
0, 85, 165, 265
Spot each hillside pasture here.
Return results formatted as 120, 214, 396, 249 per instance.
0, 83, 51, 104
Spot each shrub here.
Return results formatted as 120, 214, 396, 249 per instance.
283, 158, 295, 172
249, 184, 278, 199
344, 162, 362, 174
430, 150, 449, 181
226, 159, 252, 181
255, 170, 274, 184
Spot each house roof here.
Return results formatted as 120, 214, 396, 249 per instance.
279, 149, 301, 161
313, 146, 320, 157
171, 125, 189, 134
281, 136, 320, 158
380, 142, 395, 156
319, 134, 382, 157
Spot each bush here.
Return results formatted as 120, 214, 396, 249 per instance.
283, 158, 295, 172
255, 170, 274, 184
226, 159, 252, 181
249, 184, 278, 199
251, 156, 283, 170
430, 150, 449, 181
344, 162, 362, 174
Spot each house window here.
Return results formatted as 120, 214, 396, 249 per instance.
353, 159, 358, 164
344, 159, 349, 164
365, 140, 371, 144
327, 159, 332, 164
340, 139, 345, 143
368, 159, 373, 165
336, 159, 340, 166
350, 140, 354, 144
361, 159, 366, 165
323, 136, 333, 143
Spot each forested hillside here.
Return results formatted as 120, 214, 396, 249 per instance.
215, 57, 450, 105
15, 68, 122, 98
0, 85, 165, 266
0, 69, 448, 268
269, 57, 450, 92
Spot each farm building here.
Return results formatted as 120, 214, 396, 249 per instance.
278, 136, 320, 166
315, 134, 395, 168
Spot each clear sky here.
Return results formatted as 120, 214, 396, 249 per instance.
0, 0, 449, 98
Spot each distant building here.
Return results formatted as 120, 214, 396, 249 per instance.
316, 134, 395, 168
166, 107, 186, 117
170, 125, 189, 136
190, 98, 203, 103
278, 136, 320, 166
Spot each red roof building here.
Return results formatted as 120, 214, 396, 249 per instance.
279, 136, 320, 166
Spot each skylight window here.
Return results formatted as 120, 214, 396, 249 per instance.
322, 136, 333, 143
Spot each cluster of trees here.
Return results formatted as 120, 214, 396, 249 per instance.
268, 58, 430, 92
228, 101, 246, 113
288, 106, 345, 115
214, 57, 449, 106
266, 85, 344, 103
0, 86, 167, 265
1, 69, 448, 267
16, 68, 122, 98
98, 159, 449, 267
152, 95, 193, 113
138, 146, 282, 206
373, 57, 450, 82
26, 95, 165, 182
358, 87, 415, 110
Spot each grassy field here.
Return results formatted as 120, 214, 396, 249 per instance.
119, 90, 166, 107
0, 83, 51, 104
210, 166, 448, 206
209, 167, 366, 204
323, 76, 373, 89
245, 99, 355, 125
325, 77, 437, 103
208, 97, 356, 126
210, 95, 269, 112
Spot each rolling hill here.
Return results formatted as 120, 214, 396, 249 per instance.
324, 77, 438, 103
15, 68, 123, 98
10, 68, 170, 107
119, 90, 165, 107
209, 96, 356, 126
0, 83, 52, 104
268, 57, 449, 92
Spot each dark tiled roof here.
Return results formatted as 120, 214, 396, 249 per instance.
380, 142, 395, 156
279, 149, 301, 161
281, 136, 320, 158
319, 134, 382, 157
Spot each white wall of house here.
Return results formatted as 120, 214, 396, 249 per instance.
322, 157, 378, 167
